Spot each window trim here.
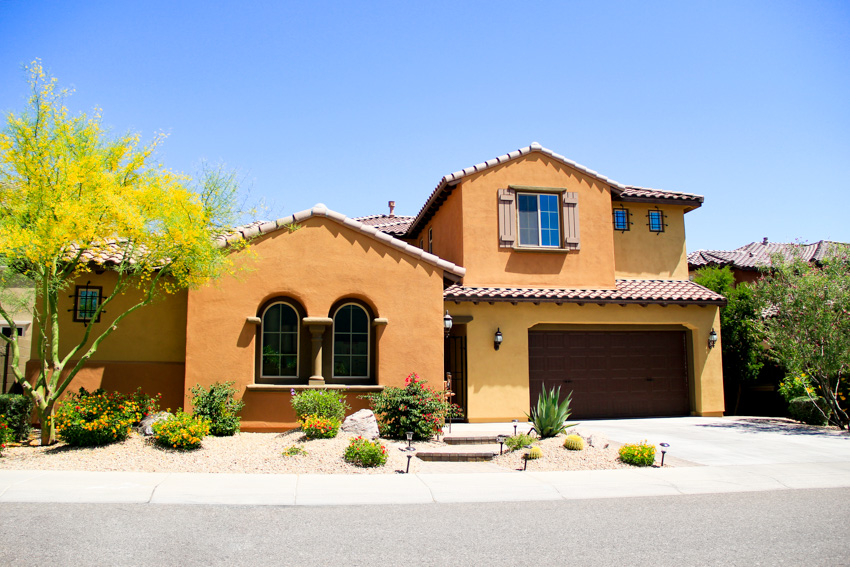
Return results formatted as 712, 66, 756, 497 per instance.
259, 300, 302, 380
647, 209, 667, 233
427, 228, 433, 253
498, 186, 580, 251
73, 285, 102, 323
517, 192, 561, 248
331, 302, 371, 380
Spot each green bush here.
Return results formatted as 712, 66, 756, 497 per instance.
618, 441, 656, 467
363, 373, 463, 440
0, 394, 34, 442
778, 374, 815, 402
0, 417, 10, 456
54, 388, 138, 447
788, 396, 831, 426
190, 381, 244, 436
300, 414, 340, 439
282, 445, 307, 457
505, 432, 536, 452
290, 389, 349, 422
152, 412, 210, 450
526, 384, 576, 438
343, 436, 388, 467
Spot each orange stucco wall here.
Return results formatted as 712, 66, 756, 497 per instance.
613, 203, 690, 279
184, 216, 447, 431
441, 153, 618, 289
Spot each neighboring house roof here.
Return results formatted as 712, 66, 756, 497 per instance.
444, 279, 726, 306
406, 142, 704, 237
217, 204, 466, 279
688, 240, 844, 272
352, 214, 415, 236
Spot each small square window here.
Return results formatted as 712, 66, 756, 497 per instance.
74, 286, 102, 323
613, 208, 630, 232
647, 210, 665, 233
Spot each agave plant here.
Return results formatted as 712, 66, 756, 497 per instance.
526, 385, 577, 438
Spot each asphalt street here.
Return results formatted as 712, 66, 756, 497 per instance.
2, 487, 848, 566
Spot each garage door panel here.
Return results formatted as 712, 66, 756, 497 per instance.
529, 330, 689, 419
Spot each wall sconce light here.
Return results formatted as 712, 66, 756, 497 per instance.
494, 328, 503, 350
708, 328, 718, 350
443, 310, 453, 337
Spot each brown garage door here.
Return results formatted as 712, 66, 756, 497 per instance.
529, 331, 689, 419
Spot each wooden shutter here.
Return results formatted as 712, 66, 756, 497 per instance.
562, 192, 580, 250
498, 188, 517, 248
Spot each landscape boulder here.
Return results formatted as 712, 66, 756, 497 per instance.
341, 409, 380, 439
136, 412, 173, 436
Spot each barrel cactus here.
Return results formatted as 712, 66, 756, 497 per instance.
563, 434, 584, 451
526, 446, 543, 460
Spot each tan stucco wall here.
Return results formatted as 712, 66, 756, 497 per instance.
1, 273, 34, 392
437, 153, 618, 289
446, 301, 724, 422
184, 216, 448, 431
417, 186, 464, 266
613, 203, 689, 279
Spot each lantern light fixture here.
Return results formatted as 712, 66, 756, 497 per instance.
708, 328, 718, 349
494, 328, 503, 350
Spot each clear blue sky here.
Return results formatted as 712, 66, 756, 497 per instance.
2, 1, 848, 251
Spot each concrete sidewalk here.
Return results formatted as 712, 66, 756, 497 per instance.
1, 417, 848, 506
2, 461, 850, 506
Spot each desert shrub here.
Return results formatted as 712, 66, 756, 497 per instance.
527, 384, 576, 438
788, 396, 831, 426
0, 394, 34, 442
505, 433, 536, 452
290, 389, 349, 422
363, 373, 463, 440
618, 441, 656, 467
54, 388, 138, 446
0, 417, 10, 456
190, 381, 244, 436
152, 411, 210, 450
343, 436, 388, 467
282, 445, 307, 457
300, 414, 340, 439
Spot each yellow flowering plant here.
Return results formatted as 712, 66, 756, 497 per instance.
618, 440, 656, 467
151, 411, 210, 451
54, 388, 140, 446
0, 60, 249, 445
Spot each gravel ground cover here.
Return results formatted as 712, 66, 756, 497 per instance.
0, 428, 645, 474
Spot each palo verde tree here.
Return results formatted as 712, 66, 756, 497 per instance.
693, 266, 764, 414
0, 60, 245, 444
754, 245, 850, 430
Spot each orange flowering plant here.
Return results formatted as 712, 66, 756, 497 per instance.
300, 414, 340, 439
54, 388, 143, 446
151, 411, 210, 450
618, 440, 656, 467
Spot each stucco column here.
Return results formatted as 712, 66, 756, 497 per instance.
303, 317, 332, 385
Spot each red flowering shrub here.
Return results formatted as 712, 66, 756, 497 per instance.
364, 373, 463, 440
0, 417, 10, 456
344, 436, 388, 467
300, 414, 340, 439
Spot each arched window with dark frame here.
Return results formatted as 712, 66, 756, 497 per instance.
332, 303, 370, 379
260, 301, 300, 378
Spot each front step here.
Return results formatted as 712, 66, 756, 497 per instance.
415, 448, 498, 462
442, 434, 501, 445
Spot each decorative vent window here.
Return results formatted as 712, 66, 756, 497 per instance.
73, 285, 102, 323
261, 302, 299, 377
647, 209, 666, 233
613, 208, 631, 232
333, 304, 370, 378
518, 193, 560, 247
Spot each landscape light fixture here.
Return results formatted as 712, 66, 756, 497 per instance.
406, 453, 413, 473
708, 328, 718, 350
512, 419, 518, 436
443, 311, 453, 337
494, 328, 503, 350
496, 434, 507, 455
406, 431, 414, 450
659, 442, 670, 467
523, 445, 532, 471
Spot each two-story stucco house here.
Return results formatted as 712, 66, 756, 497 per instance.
27, 143, 726, 429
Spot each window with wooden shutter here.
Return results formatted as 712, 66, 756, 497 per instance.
497, 188, 517, 248
562, 192, 580, 250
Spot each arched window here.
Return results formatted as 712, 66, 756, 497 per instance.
333, 303, 370, 378
261, 301, 300, 378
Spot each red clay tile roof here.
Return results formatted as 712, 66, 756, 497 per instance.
444, 280, 726, 306
352, 214, 414, 236
407, 142, 703, 237
64, 239, 155, 266
688, 240, 845, 271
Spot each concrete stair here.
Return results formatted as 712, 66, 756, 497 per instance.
415, 432, 508, 462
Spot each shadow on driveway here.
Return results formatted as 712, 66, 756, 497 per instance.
695, 417, 850, 439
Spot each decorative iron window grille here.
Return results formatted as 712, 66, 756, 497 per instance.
613, 207, 631, 232
70, 283, 103, 323
647, 209, 667, 233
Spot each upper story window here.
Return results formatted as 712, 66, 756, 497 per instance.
647, 209, 666, 233
261, 301, 300, 378
428, 227, 433, 253
518, 193, 560, 247
333, 303, 370, 378
498, 187, 580, 251
613, 207, 631, 232
73, 285, 102, 323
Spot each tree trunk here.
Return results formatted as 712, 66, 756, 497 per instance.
39, 404, 56, 446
